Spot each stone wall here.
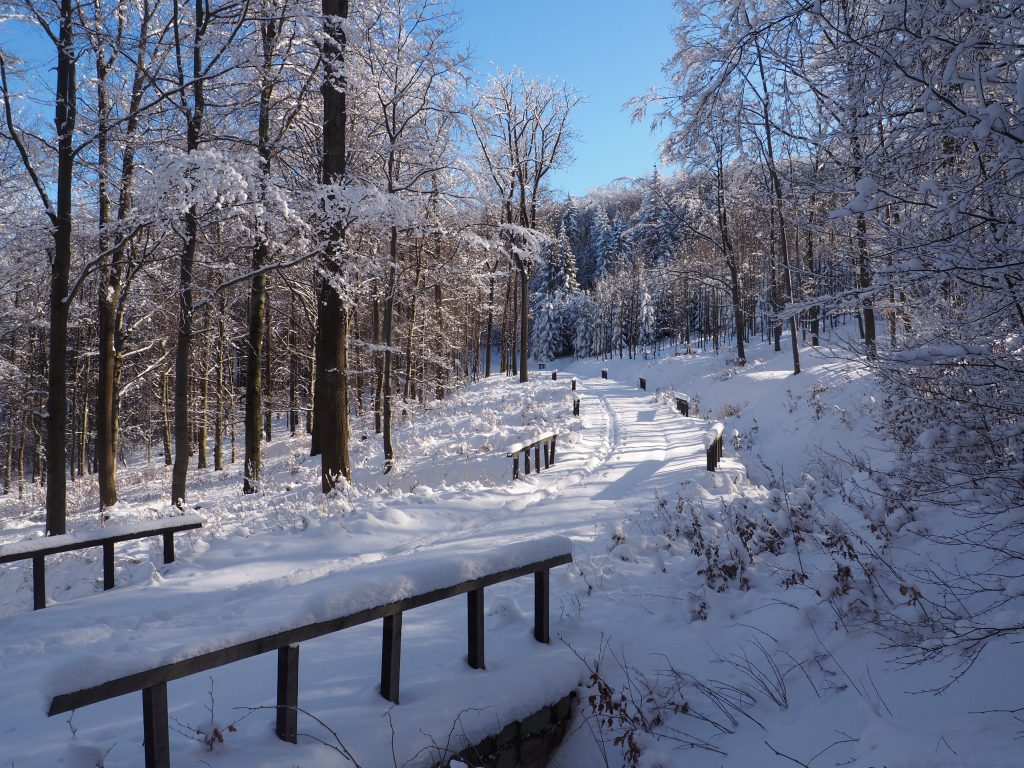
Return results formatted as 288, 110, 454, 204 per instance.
435, 691, 577, 768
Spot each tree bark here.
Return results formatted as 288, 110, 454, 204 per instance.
315, 0, 352, 491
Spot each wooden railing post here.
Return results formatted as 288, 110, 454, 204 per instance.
551, 370, 557, 381
103, 541, 115, 590
32, 554, 45, 610
542, 442, 550, 469
163, 531, 176, 564
550, 435, 557, 464
534, 569, 550, 643
573, 398, 580, 417
142, 683, 171, 768
639, 377, 646, 390
512, 455, 520, 480
601, 369, 608, 379
571, 378, 576, 391
534, 445, 541, 473
276, 645, 300, 743
381, 613, 403, 704
524, 448, 531, 475
468, 588, 485, 670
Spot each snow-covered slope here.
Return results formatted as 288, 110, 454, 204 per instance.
0, 334, 1020, 767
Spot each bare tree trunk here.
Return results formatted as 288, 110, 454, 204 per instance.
161, 370, 173, 466
263, 290, 273, 442
42, 0, 77, 534
214, 299, 225, 470
315, 0, 352, 491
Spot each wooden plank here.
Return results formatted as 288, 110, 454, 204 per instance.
276, 645, 300, 743
467, 588, 485, 670
49, 552, 573, 715
32, 553, 45, 611
103, 541, 115, 590
142, 683, 170, 768
380, 613, 402, 704
163, 531, 176, 564
534, 569, 550, 644
0, 521, 202, 564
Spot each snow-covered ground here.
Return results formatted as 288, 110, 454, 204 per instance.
1, 331, 1021, 767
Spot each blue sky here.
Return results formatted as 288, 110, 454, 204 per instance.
4, 2, 678, 199
455, 1, 677, 198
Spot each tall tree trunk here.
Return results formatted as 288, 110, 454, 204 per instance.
161, 370, 173, 466
214, 298, 225, 470
170, 0, 206, 506
244, 239, 266, 492
263, 291, 273, 442
381, 231, 397, 472
315, 0, 352, 491
518, 261, 528, 383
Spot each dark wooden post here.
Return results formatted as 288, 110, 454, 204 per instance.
551, 370, 557, 381
381, 612, 402, 703
639, 377, 646, 390
524, 448, 531, 475
468, 588, 485, 669
276, 645, 299, 743
676, 397, 688, 416
534, 445, 541, 473
103, 541, 115, 590
542, 442, 550, 469
707, 444, 715, 471
162, 531, 176, 564
534, 569, 550, 643
538, 362, 545, 369
571, 378, 576, 391
550, 435, 557, 464
601, 369, 608, 379
573, 398, 580, 417
32, 554, 45, 610
512, 455, 519, 480
142, 683, 171, 768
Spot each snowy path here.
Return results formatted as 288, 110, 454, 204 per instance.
0, 372, 735, 768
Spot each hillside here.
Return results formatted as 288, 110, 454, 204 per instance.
0, 332, 1020, 767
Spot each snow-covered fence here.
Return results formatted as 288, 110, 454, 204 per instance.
0, 515, 203, 610
675, 396, 689, 416
705, 422, 725, 471
46, 537, 574, 768
506, 432, 558, 480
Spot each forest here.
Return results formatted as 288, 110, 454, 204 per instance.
1, 0, 1022, 765
0, 0, 1020, 626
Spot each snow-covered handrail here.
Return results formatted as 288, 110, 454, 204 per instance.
47, 536, 575, 768
506, 432, 558, 480
675, 395, 689, 416
705, 422, 725, 471
0, 514, 203, 610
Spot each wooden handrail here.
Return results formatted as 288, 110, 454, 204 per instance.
506, 433, 558, 479
46, 537, 574, 768
705, 422, 725, 471
0, 516, 203, 610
